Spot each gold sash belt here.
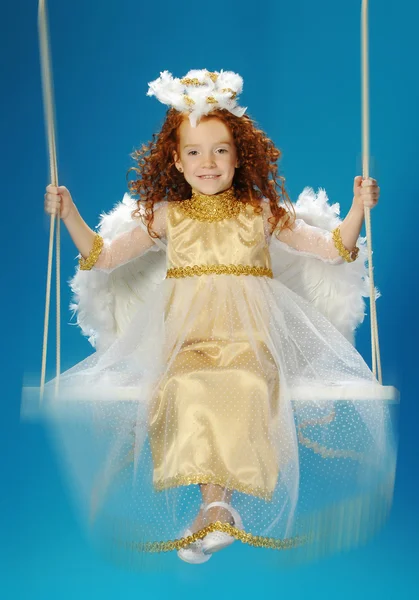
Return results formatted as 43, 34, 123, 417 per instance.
166, 264, 273, 279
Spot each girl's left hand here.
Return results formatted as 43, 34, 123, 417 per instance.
352, 176, 380, 211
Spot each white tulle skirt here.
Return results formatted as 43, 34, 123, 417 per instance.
23, 274, 398, 567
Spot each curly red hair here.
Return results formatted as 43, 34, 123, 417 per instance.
127, 108, 295, 239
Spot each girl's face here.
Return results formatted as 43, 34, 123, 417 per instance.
174, 116, 239, 195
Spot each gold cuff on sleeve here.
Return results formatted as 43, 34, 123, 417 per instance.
78, 233, 104, 270
331, 227, 359, 263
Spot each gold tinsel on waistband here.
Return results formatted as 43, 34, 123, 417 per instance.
166, 264, 273, 279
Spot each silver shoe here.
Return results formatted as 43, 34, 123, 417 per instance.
177, 504, 212, 564
201, 501, 243, 555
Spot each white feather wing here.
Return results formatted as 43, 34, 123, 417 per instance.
270, 187, 378, 344
69, 194, 167, 353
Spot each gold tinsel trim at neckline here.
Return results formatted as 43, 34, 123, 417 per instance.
166, 264, 273, 279
176, 187, 247, 222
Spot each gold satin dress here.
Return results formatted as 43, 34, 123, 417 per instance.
148, 193, 284, 501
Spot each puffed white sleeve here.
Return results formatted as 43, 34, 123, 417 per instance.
275, 218, 345, 264
92, 203, 167, 272
262, 202, 344, 265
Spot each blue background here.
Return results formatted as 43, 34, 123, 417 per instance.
2, 0, 418, 597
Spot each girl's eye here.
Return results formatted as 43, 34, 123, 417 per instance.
187, 149, 228, 156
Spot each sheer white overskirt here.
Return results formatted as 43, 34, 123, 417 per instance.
31, 274, 397, 562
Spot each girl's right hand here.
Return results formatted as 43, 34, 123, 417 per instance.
44, 185, 75, 220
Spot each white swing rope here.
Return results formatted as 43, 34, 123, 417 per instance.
36, 0, 382, 401
38, 0, 60, 400
362, 0, 382, 383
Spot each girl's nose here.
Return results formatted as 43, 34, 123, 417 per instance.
201, 155, 217, 167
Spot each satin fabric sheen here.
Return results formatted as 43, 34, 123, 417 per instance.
149, 202, 284, 498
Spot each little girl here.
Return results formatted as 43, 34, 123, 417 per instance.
42, 69, 395, 566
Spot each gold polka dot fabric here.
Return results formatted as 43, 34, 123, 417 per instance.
39, 196, 397, 568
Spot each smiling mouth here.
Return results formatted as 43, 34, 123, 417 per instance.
198, 175, 221, 179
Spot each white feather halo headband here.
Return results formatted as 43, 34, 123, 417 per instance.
146, 69, 247, 127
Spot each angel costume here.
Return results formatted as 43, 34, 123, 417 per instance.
25, 185, 397, 566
